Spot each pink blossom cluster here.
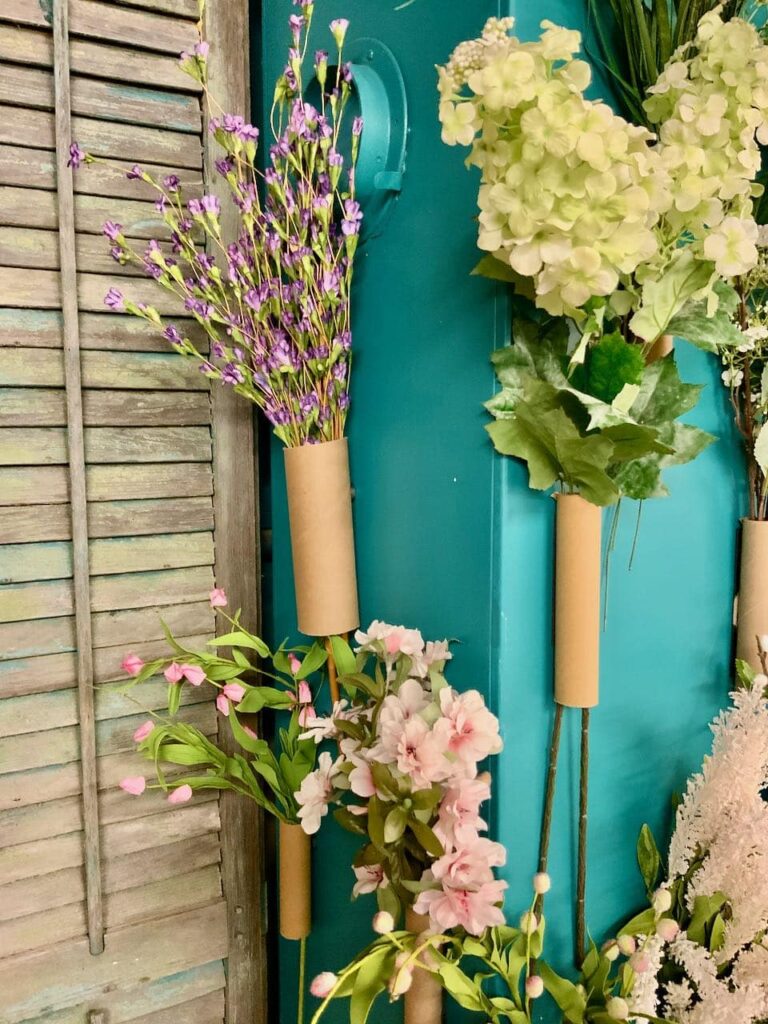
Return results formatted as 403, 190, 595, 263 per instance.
295, 620, 506, 936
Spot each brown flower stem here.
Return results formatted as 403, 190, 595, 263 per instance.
575, 708, 590, 969
536, 702, 564, 915
325, 637, 340, 704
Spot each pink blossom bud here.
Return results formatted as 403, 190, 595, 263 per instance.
289, 654, 302, 675
601, 940, 620, 962
181, 663, 206, 686
653, 888, 672, 913
168, 784, 193, 804
372, 911, 395, 934
243, 724, 258, 740
533, 872, 551, 895
164, 661, 184, 684
309, 972, 337, 998
389, 954, 413, 997
209, 587, 227, 608
297, 681, 312, 704
119, 776, 146, 796
132, 720, 154, 743
216, 693, 230, 716
606, 996, 629, 1020
525, 975, 544, 999
223, 683, 246, 703
122, 653, 144, 676
617, 934, 636, 956
630, 952, 651, 973
520, 911, 538, 934
656, 918, 680, 942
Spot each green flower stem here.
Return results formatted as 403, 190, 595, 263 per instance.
575, 708, 590, 968
298, 935, 307, 1024
536, 702, 564, 916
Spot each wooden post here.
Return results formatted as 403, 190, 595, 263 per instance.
203, 2, 268, 1022
52, 0, 104, 957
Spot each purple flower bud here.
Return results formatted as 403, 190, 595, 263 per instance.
104, 287, 124, 311
164, 324, 182, 345
215, 158, 233, 177
155, 195, 168, 213
352, 116, 364, 137
237, 123, 260, 143
127, 164, 143, 180
201, 194, 221, 216
212, 341, 225, 358
163, 174, 180, 191
222, 114, 245, 134
341, 198, 363, 237
103, 221, 123, 242
222, 362, 244, 385
67, 142, 85, 170
315, 49, 328, 66
328, 148, 343, 168
194, 41, 209, 58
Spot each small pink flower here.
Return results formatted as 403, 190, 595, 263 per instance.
526, 975, 544, 999
132, 720, 154, 743
298, 704, 316, 727
656, 918, 680, 942
168, 784, 193, 804
216, 693, 230, 716
120, 776, 146, 796
222, 683, 246, 703
352, 863, 387, 897
297, 680, 312, 704
209, 587, 227, 608
414, 878, 507, 936
181, 664, 206, 686
289, 654, 302, 675
164, 661, 184, 684
243, 724, 258, 740
122, 653, 144, 676
372, 911, 395, 934
630, 952, 651, 973
310, 972, 337, 998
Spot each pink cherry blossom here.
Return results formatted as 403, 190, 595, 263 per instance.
434, 688, 502, 767
296, 751, 343, 834
375, 679, 430, 761
297, 680, 312, 704
395, 717, 450, 790
132, 720, 154, 743
434, 776, 491, 847
298, 704, 316, 727
309, 972, 337, 998
431, 837, 506, 888
181, 663, 206, 686
349, 757, 376, 798
424, 639, 452, 667
288, 654, 302, 675
209, 587, 227, 608
120, 776, 146, 795
216, 693, 230, 716
372, 910, 395, 934
414, 878, 507, 935
222, 683, 246, 703
122, 653, 144, 676
168, 784, 193, 804
164, 661, 184, 684
352, 863, 388, 897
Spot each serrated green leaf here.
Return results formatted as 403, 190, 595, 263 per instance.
667, 301, 745, 353
630, 253, 715, 342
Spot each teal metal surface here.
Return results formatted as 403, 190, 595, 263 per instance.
256, 2, 747, 1021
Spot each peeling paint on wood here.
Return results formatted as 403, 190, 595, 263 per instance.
0, 348, 208, 388
0, 309, 206, 352
0, 426, 212, 466
0, 266, 188, 312
0, 188, 182, 240
0, 464, 213, 507
0, 387, 211, 428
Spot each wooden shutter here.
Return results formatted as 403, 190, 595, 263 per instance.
0, 2, 265, 1022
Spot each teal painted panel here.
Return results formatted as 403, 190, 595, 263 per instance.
257, 2, 747, 1022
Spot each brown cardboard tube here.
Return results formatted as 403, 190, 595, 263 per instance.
554, 494, 601, 708
284, 438, 359, 637
279, 822, 311, 940
405, 909, 442, 1024
647, 334, 673, 363
736, 518, 768, 670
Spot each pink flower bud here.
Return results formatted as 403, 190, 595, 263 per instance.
389, 958, 413, 997
533, 872, 551, 895
168, 784, 193, 804
181, 663, 206, 686
601, 940, 620, 962
122, 653, 144, 676
216, 693, 230, 716
132, 720, 154, 743
243, 724, 258, 740
223, 683, 246, 703
309, 972, 337, 998
209, 587, 227, 608
297, 681, 312, 704
656, 918, 680, 942
617, 934, 636, 956
289, 654, 302, 675
526, 975, 544, 999
372, 911, 395, 934
520, 911, 538, 934
606, 996, 629, 1020
653, 888, 672, 913
164, 661, 184, 684
630, 952, 651, 973
119, 776, 146, 796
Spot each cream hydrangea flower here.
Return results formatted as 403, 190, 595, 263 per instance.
704, 216, 759, 277
439, 101, 479, 146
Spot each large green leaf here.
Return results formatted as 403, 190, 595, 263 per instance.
486, 418, 560, 491
539, 961, 587, 1023
667, 293, 745, 353
350, 946, 392, 1024
630, 253, 715, 342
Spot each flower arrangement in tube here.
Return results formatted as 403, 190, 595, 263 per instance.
116, 587, 327, 943
73, 2, 363, 647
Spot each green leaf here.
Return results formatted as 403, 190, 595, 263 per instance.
630, 253, 714, 342
237, 686, 294, 713
295, 641, 328, 679
407, 818, 444, 858
227, 706, 263, 755
207, 631, 270, 656
539, 960, 586, 1023
486, 417, 560, 491
687, 892, 728, 945
619, 907, 656, 938
329, 635, 357, 676
168, 682, 182, 717
384, 806, 408, 844
334, 806, 369, 836
437, 963, 486, 1012
472, 255, 536, 299
667, 300, 745, 353
637, 823, 661, 894
350, 947, 392, 1024
578, 331, 645, 404
755, 423, 768, 476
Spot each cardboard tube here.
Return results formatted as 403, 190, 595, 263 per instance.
284, 438, 359, 637
278, 822, 311, 940
405, 909, 442, 1024
554, 494, 601, 708
647, 334, 673, 363
736, 519, 768, 670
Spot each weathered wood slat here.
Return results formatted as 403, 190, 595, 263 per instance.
0, 387, 211, 428
0, 464, 213, 507
0, 309, 205, 352
0, 66, 201, 132
0, 802, 222, 888
17, 961, 225, 1024
0, 26, 200, 93
0, 532, 215, 584
0, 702, 216, 774
0, 901, 228, 1024
0, 266, 186, 313
0, 675, 210, 738
121, 989, 226, 1024
0, 864, 222, 958
0, 834, 221, 922
0, 0, 198, 56
0, 188, 179, 240
0, 105, 202, 168
0, 564, 215, 623
0, 600, 214, 661
0, 348, 207, 389
84, 0, 200, 20
0, 631, 213, 699
0, 425, 211, 466
0, 226, 185, 277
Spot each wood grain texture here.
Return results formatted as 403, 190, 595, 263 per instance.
203, 2, 266, 1021
0, 348, 207, 389
0, 226, 186, 277
0, 25, 201, 93
82, 0, 200, 19
16, 961, 225, 1024
0, 65, 201, 132
0, 0, 198, 55
0, 425, 211, 465
0, 309, 205, 352
0, 464, 213, 506
0, 266, 187, 312
0, 901, 228, 1023
0, 387, 211, 428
